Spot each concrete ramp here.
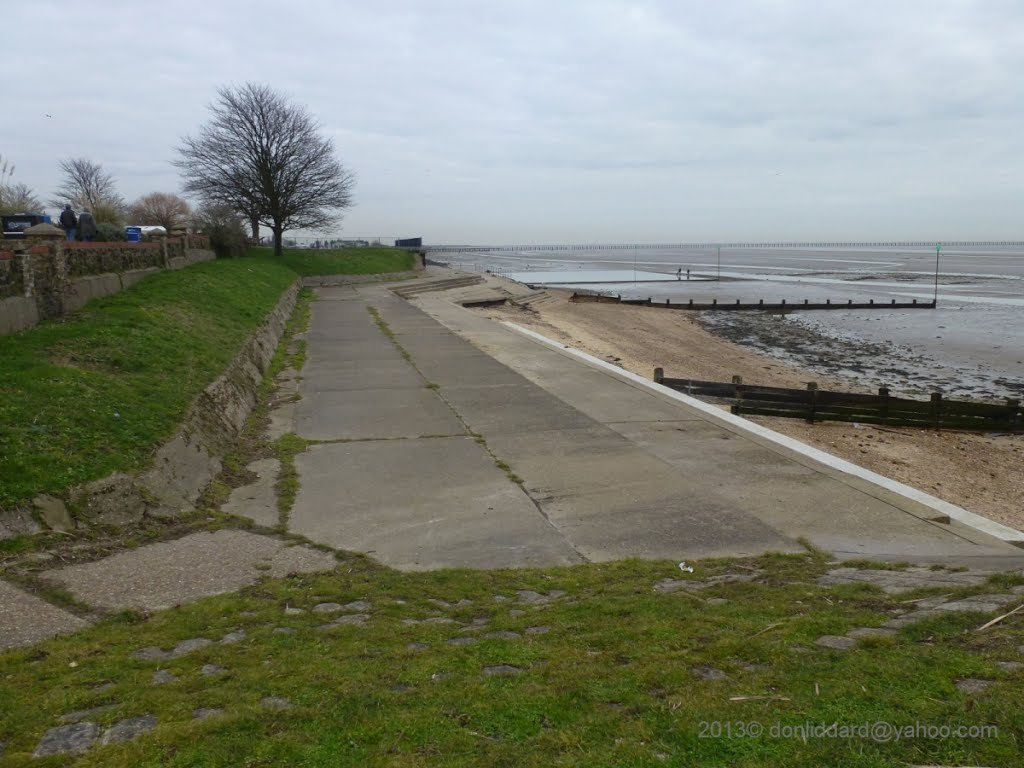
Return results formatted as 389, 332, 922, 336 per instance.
285, 282, 1024, 571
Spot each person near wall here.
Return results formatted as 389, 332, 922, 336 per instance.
78, 210, 98, 242
59, 204, 78, 242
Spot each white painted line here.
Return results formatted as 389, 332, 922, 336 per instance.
503, 322, 1024, 546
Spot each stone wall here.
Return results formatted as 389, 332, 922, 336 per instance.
0, 251, 25, 299
64, 242, 165, 277
0, 233, 216, 336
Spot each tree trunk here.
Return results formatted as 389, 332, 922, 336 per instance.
273, 226, 283, 257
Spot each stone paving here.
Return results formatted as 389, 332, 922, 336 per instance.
811, 566, 1024, 660
816, 566, 995, 594
10, 565, 1024, 759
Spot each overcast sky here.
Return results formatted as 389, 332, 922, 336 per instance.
5, 1, 1024, 243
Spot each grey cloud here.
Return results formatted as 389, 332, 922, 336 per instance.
4, 0, 1023, 242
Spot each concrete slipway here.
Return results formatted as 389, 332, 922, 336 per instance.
285, 277, 1024, 571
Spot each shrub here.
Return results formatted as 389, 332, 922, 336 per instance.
90, 199, 126, 227
95, 222, 125, 242
192, 203, 248, 258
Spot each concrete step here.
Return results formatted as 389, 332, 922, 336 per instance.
511, 290, 553, 307
393, 276, 484, 298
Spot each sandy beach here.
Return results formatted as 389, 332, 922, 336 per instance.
483, 291, 1024, 532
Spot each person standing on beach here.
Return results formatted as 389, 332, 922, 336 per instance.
59, 204, 77, 241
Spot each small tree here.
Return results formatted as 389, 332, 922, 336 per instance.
127, 192, 191, 230
50, 158, 125, 216
175, 83, 355, 256
191, 202, 249, 258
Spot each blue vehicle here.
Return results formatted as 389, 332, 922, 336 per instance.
1, 212, 47, 239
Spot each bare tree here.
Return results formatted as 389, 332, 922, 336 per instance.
51, 158, 124, 214
174, 83, 355, 256
0, 182, 44, 214
127, 192, 191, 230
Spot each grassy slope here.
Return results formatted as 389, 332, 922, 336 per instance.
0, 553, 1022, 766
0, 248, 413, 509
268, 246, 416, 276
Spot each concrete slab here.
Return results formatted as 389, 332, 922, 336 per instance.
394, 336, 491, 360
305, 325, 386, 344
300, 359, 425, 391
440, 383, 596, 435
44, 530, 337, 612
0, 581, 91, 650
606, 419, 1024, 563
305, 340, 408, 362
485, 428, 800, 560
414, 355, 526, 388
539, 366, 707, 423
290, 438, 583, 570
221, 458, 281, 528
294, 388, 466, 440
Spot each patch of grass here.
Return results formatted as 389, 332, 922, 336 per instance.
266, 246, 415, 276
273, 433, 311, 528
0, 257, 296, 509
1, 553, 1023, 766
367, 306, 413, 363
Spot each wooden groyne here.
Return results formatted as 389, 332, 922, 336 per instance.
654, 372, 1022, 432
571, 293, 936, 312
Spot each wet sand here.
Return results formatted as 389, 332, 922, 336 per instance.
483, 291, 1024, 532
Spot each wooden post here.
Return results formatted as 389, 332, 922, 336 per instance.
653, 367, 664, 383
731, 375, 743, 415
806, 382, 818, 423
878, 387, 890, 424
930, 392, 943, 429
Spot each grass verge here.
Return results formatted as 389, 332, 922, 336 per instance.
1, 554, 1022, 766
0, 258, 296, 509
264, 246, 416, 276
